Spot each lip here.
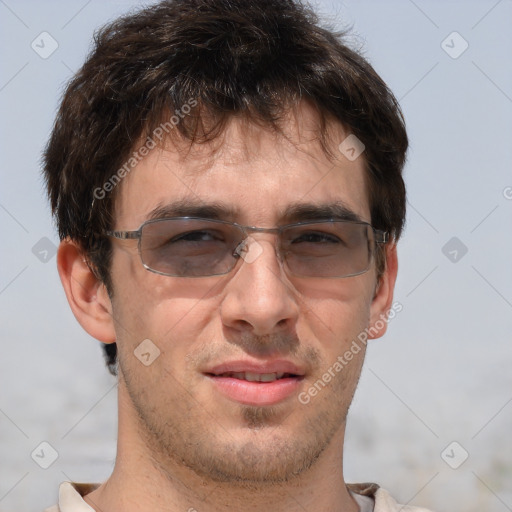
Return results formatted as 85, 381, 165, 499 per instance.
203, 359, 305, 407
206, 359, 304, 376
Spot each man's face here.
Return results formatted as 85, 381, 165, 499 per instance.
107, 102, 392, 484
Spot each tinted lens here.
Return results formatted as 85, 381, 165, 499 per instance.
282, 221, 373, 278
140, 218, 241, 277
139, 219, 375, 278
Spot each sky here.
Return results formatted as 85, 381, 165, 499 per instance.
0, 0, 511, 510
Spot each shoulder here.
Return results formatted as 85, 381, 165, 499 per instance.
374, 487, 436, 512
348, 482, 436, 512
43, 481, 100, 512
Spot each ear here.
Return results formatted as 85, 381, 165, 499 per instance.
57, 238, 116, 345
367, 243, 398, 340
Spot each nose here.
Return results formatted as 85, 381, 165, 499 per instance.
220, 235, 299, 336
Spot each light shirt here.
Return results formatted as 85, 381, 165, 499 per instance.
44, 481, 435, 512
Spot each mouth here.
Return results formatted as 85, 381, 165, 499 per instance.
206, 371, 300, 382
203, 361, 305, 406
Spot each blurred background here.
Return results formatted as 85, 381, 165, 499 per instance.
0, 0, 511, 510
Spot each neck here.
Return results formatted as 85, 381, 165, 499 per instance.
84, 381, 359, 512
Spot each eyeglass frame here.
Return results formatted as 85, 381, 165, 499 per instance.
104, 216, 389, 278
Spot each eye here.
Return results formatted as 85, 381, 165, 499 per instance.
292, 231, 342, 244
171, 230, 223, 243
146, 230, 227, 254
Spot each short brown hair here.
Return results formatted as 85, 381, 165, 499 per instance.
43, 0, 408, 375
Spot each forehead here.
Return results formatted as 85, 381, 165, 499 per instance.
114, 102, 370, 228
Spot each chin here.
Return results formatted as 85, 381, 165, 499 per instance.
185, 437, 324, 486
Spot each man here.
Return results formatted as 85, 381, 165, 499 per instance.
42, 0, 433, 510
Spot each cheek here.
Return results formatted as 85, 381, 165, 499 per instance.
298, 276, 375, 341
324, 301, 371, 352
110, 275, 217, 381
109, 246, 181, 335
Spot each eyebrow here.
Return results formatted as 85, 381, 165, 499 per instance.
283, 202, 364, 224
146, 199, 365, 225
147, 200, 238, 222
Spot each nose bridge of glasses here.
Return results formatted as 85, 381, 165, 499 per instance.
235, 225, 280, 245
242, 225, 280, 235
234, 225, 284, 264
